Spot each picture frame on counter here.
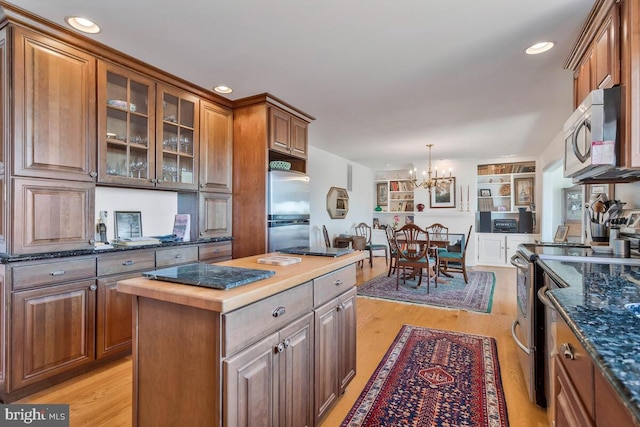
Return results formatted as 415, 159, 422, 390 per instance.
553, 224, 569, 243
430, 177, 456, 208
115, 211, 143, 239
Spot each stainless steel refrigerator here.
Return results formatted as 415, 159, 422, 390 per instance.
268, 170, 310, 252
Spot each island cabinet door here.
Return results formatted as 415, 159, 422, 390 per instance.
277, 313, 313, 427
314, 296, 340, 422
338, 288, 357, 393
11, 280, 96, 390
224, 331, 279, 427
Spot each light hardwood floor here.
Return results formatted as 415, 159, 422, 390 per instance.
17, 258, 548, 427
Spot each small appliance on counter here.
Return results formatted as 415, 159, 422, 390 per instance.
493, 219, 518, 233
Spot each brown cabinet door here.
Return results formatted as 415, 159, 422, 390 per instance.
574, 52, 593, 108
314, 297, 340, 422
96, 273, 135, 359
593, 5, 620, 90
338, 288, 357, 392
12, 178, 95, 254
11, 280, 96, 390
12, 26, 96, 182
156, 84, 199, 190
278, 313, 314, 427
224, 331, 279, 427
594, 368, 638, 426
269, 107, 292, 154
198, 192, 232, 238
554, 356, 595, 427
199, 100, 233, 192
290, 116, 308, 160
97, 61, 156, 187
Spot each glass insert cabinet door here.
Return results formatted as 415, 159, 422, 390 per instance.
98, 62, 155, 187
156, 84, 199, 190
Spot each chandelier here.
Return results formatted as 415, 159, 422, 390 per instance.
409, 144, 452, 193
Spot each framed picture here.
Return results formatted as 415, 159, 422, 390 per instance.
514, 177, 534, 206
430, 177, 456, 208
479, 189, 491, 197
553, 225, 569, 243
372, 218, 380, 229
115, 211, 143, 239
376, 182, 388, 206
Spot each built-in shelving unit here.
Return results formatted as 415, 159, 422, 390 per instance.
374, 179, 414, 213
477, 162, 535, 213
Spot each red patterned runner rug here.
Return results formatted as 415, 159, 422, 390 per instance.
341, 325, 509, 426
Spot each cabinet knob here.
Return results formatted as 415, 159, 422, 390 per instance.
560, 343, 575, 360
89, 284, 97, 291
89, 239, 96, 244
283, 339, 290, 348
275, 342, 285, 353
174, 254, 183, 259
199, 184, 205, 188
123, 260, 135, 266
334, 279, 343, 287
89, 171, 97, 178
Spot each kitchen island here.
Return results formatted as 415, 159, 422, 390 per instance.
539, 258, 640, 426
117, 250, 365, 427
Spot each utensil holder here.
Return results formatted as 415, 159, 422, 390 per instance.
590, 223, 609, 242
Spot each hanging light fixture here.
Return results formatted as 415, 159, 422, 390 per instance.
409, 144, 452, 194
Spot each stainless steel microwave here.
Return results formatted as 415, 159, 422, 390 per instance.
563, 86, 620, 180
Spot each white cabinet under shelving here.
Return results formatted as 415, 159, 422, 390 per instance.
476, 233, 539, 266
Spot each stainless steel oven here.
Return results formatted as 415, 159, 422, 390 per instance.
510, 251, 547, 406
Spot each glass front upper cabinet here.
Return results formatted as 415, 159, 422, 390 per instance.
156, 85, 199, 190
98, 62, 156, 187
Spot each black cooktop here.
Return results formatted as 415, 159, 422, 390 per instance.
278, 246, 353, 257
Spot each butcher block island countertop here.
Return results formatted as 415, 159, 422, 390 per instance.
117, 251, 365, 313
116, 250, 365, 427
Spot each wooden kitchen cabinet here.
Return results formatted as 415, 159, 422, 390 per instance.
232, 94, 314, 258
199, 100, 233, 193
314, 287, 357, 422
12, 178, 95, 254
11, 279, 97, 391
98, 61, 156, 188
96, 272, 136, 360
269, 106, 308, 159
198, 241, 232, 263
224, 313, 313, 427
10, 26, 97, 182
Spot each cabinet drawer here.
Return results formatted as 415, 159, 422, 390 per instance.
155, 246, 198, 267
313, 264, 356, 306
556, 315, 594, 419
199, 242, 232, 262
12, 257, 96, 291
223, 281, 313, 357
97, 250, 155, 276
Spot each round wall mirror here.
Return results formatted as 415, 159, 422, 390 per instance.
326, 187, 349, 219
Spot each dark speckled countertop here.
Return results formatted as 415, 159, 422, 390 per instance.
0, 236, 233, 263
538, 258, 640, 423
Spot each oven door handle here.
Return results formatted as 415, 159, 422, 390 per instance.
510, 254, 529, 270
537, 284, 556, 310
510, 319, 530, 355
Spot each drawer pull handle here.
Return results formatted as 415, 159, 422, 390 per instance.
560, 343, 575, 360
174, 254, 183, 259
272, 306, 286, 317
334, 279, 343, 286
123, 260, 135, 266
50, 270, 65, 276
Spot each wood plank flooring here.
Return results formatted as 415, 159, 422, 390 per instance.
16, 258, 548, 427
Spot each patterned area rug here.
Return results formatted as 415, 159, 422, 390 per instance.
357, 270, 495, 313
341, 325, 510, 427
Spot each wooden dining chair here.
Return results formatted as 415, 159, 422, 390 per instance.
384, 225, 400, 277
438, 225, 473, 283
355, 222, 388, 267
425, 223, 449, 244
393, 224, 438, 293
322, 225, 331, 248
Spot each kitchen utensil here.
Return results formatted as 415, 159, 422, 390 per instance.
593, 200, 606, 223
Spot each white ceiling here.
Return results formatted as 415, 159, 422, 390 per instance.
7, 0, 596, 170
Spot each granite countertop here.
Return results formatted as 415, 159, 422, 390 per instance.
0, 236, 233, 263
538, 258, 640, 422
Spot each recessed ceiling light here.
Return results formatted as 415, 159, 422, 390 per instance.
525, 42, 554, 55
65, 16, 101, 34
213, 85, 233, 94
